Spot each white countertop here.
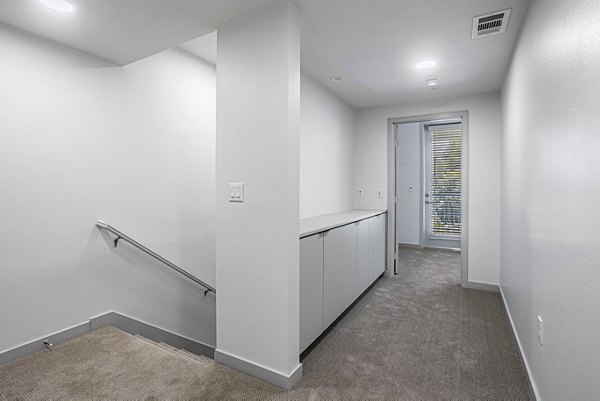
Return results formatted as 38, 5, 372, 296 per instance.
299, 209, 387, 238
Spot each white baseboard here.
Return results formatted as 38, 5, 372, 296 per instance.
0, 311, 214, 367
466, 280, 499, 293
398, 243, 423, 249
90, 311, 214, 358
499, 286, 541, 401
214, 348, 302, 390
0, 321, 89, 366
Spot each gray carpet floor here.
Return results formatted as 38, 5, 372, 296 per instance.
0, 248, 532, 400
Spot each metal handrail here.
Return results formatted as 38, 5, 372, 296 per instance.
96, 221, 216, 296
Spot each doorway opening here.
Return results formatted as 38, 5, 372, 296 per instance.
386, 112, 469, 288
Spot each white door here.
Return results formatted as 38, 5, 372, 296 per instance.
423, 123, 462, 249
394, 122, 423, 249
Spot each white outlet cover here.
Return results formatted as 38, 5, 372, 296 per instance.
376, 189, 383, 198
357, 188, 363, 198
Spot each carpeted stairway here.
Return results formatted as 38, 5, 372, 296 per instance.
0, 325, 284, 400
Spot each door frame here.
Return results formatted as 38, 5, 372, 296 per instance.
386, 111, 469, 288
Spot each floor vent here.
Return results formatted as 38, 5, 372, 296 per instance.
472, 9, 511, 39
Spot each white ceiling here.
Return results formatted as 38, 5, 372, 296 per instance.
297, 0, 530, 108
0, 0, 530, 108
179, 31, 217, 66
0, 0, 278, 65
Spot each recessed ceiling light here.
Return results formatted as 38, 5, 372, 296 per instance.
330, 76, 343, 82
40, 0, 74, 13
426, 78, 439, 87
416, 60, 437, 69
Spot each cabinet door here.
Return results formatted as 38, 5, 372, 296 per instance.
367, 216, 379, 285
300, 234, 324, 353
377, 214, 386, 276
369, 214, 387, 283
341, 223, 358, 310
356, 220, 370, 295
323, 228, 344, 328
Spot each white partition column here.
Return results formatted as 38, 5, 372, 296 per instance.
214, 2, 302, 390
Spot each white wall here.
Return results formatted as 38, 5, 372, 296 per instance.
355, 93, 502, 285
300, 73, 356, 219
394, 123, 422, 245
0, 24, 217, 352
501, 0, 600, 399
215, 2, 301, 384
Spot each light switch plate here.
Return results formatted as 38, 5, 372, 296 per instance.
229, 183, 244, 202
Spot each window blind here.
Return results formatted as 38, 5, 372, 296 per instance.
429, 126, 462, 237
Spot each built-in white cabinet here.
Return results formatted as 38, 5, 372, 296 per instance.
368, 213, 386, 283
323, 223, 358, 328
341, 223, 358, 311
356, 220, 370, 294
379, 215, 386, 273
299, 233, 324, 353
299, 211, 386, 353
323, 227, 344, 327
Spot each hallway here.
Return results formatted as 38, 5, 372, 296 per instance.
292, 248, 532, 399
0, 249, 531, 400
3, 1, 598, 397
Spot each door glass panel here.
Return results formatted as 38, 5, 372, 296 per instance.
426, 124, 462, 238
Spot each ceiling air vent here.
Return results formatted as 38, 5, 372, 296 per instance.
472, 9, 511, 39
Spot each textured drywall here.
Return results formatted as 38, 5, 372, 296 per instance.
300, 73, 356, 219
215, 2, 301, 380
0, 23, 217, 352
501, 0, 600, 399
